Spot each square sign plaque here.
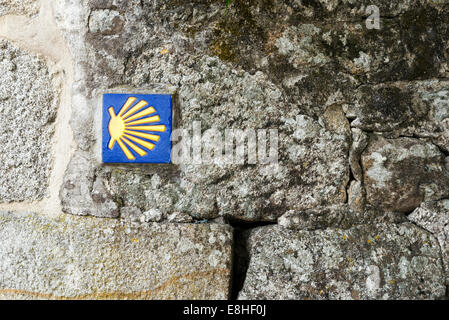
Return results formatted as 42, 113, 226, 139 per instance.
102, 93, 172, 163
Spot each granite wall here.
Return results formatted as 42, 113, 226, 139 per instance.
0, 0, 448, 299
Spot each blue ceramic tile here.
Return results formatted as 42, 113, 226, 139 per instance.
102, 93, 172, 163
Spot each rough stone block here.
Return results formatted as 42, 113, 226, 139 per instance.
0, 40, 59, 202
348, 81, 449, 153
361, 135, 449, 213
0, 212, 232, 299
239, 223, 446, 300
104, 113, 350, 223
60, 151, 119, 218
409, 200, 449, 285
0, 0, 39, 17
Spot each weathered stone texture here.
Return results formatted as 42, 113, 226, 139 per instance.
347, 81, 449, 152
4, 0, 448, 300
361, 135, 449, 213
0, 40, 59, 202
55, 0, 449, 225
88, 9, 124, 35
0, 211, 232, 299
103, 113, 349, 222
0, 0, 39, 17
239, 223, 446, 300
277, 205, 407, 232
60, 151, 119, 218
409, 200, 449, 285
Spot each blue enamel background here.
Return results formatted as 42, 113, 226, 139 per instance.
102, 93, 172, 163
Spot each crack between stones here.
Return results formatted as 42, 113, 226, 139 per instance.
353, 77, 449, 93
227, 219, 276, 300
170, 215, 278, 300
345, 118, 370, 206
344, 167, 354, 205
436, 144, 449, 157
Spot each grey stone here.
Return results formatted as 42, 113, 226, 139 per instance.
123, 115, 345, 221
350, 83, 427, 132
239, 223, 446, 300
119, 206, 142, 222
0, 40, 59, 202
107, 168, 187, 220
277, 206, 350, 231
57, 0, 449, 121
3, 0, 449, 301
88, 9, 124, 35
413, 82, 449, 153
142, 208, 165, 223
56, 0, 357, 222
167, 211, 194, 223
209, 217, 227, 225
347, 180, 365, 212
60, 151, 119, 218
409, 200, 449, 285
103, 112, 350, 223
348, 81, 449, 154
275, 24, 330, 68
361, 135, 449, 213
321, 104, 351, 136
349, 128, 369, 182
277, 115, 349, 212
0, 0, 39, 17
57, 0, 449, 224
0, 211, 232, 299
276, 205, 406, 232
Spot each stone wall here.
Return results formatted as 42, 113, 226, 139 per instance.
0, 0, 448, 299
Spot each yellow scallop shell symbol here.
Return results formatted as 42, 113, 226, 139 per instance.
108, 97, 166, 160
